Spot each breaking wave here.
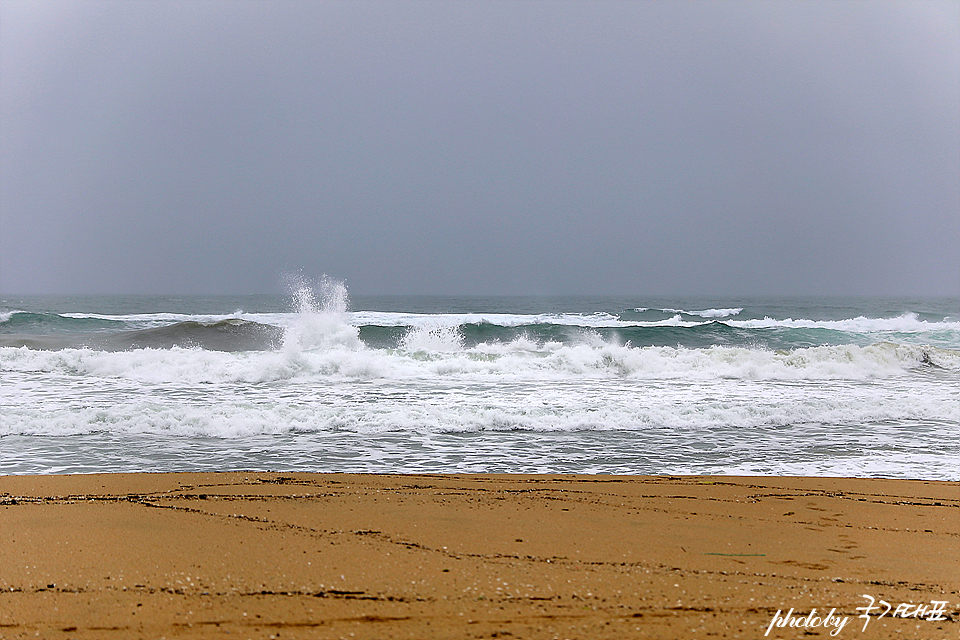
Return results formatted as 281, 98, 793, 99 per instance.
2, 336, 956, 387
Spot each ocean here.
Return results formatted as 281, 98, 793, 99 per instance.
2, 281, 958, 479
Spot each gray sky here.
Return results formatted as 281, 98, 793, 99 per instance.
1, 1, 957, 296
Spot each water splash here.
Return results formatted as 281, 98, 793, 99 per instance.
285, 273, 350, 315
282, 274, 360, 354
400, 324, 465, 353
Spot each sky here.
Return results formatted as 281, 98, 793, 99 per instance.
1, 1, 957, 297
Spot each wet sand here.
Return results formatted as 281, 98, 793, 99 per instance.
0, 473, 957, 639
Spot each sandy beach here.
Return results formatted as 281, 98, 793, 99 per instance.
0, 473, 957, 639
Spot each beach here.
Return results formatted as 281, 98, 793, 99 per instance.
4, 1, 957, 637
1, 473, 957, 639
2, 297, 958, 637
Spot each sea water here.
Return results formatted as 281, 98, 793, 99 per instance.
1, 281, 958, 478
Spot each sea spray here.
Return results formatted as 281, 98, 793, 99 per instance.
281, 274, 361, 355
400, 324, 465, 353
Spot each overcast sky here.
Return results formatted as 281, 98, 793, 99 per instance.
1, 1, 957, 296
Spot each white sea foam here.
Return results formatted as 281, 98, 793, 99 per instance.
2, 338, 956, 387
661, 307, 743, 318
687, 452, 960, 480
3, 362, 957, 439
400, 324, 465, 352
729, 312, 960, 333
351, 311, 628, 328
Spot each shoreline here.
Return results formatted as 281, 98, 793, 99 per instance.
1, 472, 957, 639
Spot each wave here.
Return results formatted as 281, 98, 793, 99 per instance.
0, 317, 284, 352
4, 344, 958, 440
6, 305, 956, 351
351, 310, 958, 335
28, 308, 957, 334
634, 307, 743, 318
3, 338, 956, 388
4, 281, 958, 362
6, 389, 958, 438
4, 285, 958, 375
0, 310, 124, 332
352, 320, 750, 350
352, 310, 629, 327
108, 319, 285, 352
728, 312, 960, 333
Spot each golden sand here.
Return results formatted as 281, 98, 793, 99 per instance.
0, 473, 957, 639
